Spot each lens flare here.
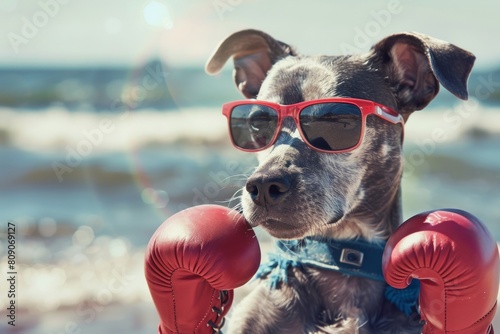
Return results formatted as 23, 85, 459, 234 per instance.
143, 1, 174, 29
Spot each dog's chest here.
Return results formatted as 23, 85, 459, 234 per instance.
305, 268, 386, 323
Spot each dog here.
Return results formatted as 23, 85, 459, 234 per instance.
206, 30, 475, 333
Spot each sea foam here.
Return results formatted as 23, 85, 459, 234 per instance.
1, 99, 499, 153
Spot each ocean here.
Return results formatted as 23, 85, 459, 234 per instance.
0, 65, 499, 333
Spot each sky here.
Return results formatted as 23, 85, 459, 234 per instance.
0, 0, 499, 70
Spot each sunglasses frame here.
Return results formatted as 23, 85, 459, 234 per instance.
222, 98, 404, 153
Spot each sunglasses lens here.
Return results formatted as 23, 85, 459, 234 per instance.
229, 104, 278, 150
299, 103, 362, 151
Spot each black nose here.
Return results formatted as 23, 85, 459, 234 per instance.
245, 173, 291, 206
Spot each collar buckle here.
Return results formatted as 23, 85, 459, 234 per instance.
340, 248, 364, 267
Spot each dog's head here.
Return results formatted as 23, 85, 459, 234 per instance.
206, 30, 475, 240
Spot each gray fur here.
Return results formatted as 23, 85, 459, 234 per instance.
206, 30, 474, 333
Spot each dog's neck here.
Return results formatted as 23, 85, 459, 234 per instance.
321, 183, 403, 242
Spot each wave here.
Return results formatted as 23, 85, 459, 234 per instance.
403, 99, 500, 142
1, 99, 500, 153
0, 106, 229, 152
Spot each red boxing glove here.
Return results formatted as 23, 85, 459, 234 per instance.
383, 209, 499, 333
145, 205, 261, 333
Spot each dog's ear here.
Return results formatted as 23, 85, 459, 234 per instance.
205, 29, 295, 98
369, 32, 475, 117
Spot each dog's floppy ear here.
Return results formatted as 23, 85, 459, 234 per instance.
369, 32, 475, 117
205, 29, 295, 98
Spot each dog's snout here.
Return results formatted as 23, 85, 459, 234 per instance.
245, 173, 291, 206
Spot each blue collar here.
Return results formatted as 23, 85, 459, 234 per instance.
256, 236, 420, 316
274, 237, 387, 281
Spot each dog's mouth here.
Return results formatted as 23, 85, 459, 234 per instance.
249, 217, 308, 239
261, 218, 294, 232
246, 210, 347, 239
326, 214, 343, 226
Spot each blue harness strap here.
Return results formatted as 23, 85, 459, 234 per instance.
255, 237, 420, 316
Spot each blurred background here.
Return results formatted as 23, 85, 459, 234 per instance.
0, 0, 499, 332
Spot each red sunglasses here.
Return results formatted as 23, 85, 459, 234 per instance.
222, 98, 404, 153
